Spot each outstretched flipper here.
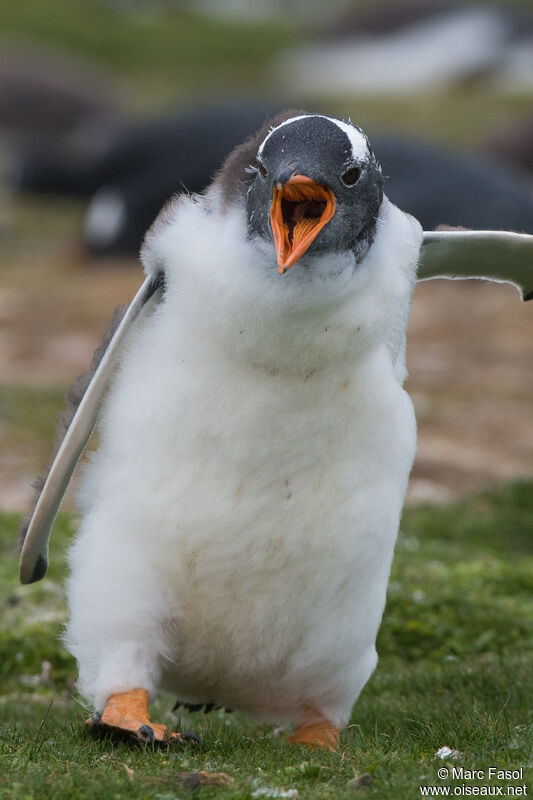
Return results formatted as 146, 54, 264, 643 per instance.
418, 230, 533, 301
19, 274, 163, 585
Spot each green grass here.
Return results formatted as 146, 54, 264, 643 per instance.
0, 387, 65, 449
0, 0, 299, 105
1, 484, 532, 799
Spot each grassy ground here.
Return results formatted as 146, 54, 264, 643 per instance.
0, 0, 300, 107
1, 483, 531, 799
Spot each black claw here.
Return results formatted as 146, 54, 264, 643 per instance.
138, 724, 155, 744
172, 699, 233, 714
89, 711, 102, 729
30, 555, 48, 583
179, 730, 202, 746
174, 701, 205, 713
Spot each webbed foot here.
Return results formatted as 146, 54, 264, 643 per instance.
285, 707, 339, 751
86, 688, 201, 746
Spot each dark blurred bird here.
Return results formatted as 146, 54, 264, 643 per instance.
8, 104, 275, 254
8, 104, 533, 257
485, 114, 533, 176
373, 135, 533, 233
0, 43, 122, 146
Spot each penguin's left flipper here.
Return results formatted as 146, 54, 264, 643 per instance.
418, 230, 533, 300
19, 273, 164, 586
86, 689, 201, 746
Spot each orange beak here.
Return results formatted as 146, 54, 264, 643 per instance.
269, 174, 336, 274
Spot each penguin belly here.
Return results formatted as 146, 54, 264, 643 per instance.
66, 324, 416, 728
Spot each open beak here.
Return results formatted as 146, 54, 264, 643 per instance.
269, 174, 336, 274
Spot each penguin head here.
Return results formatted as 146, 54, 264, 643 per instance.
245, 113, 384, 274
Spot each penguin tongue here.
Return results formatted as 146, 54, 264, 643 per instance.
270, 177, 336, 274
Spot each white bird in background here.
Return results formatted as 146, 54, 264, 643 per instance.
19, 110, 533, 750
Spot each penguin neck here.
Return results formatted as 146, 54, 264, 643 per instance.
168, 259, 389, 380
197, 294, 380, 378
148, 194, 420, 379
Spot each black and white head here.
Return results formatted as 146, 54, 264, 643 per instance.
216, 110, 384, 275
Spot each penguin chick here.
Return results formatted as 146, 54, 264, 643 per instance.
65, 110, 422, 749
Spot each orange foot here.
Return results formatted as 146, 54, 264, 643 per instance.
86, 688, 201, 746
286, 708, 339, 752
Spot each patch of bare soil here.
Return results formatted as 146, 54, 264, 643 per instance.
406, 279, 533, 503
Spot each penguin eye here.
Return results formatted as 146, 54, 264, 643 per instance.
257, 161, 268, 180
341, 167, 361, 187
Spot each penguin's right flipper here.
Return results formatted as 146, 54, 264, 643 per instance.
19, 273, 164, 585
418, 229, 533, 300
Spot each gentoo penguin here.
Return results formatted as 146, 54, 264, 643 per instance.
60, 109, 421, 750
19, 110, 533, 749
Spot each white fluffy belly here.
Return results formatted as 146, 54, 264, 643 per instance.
155, 467, 400, 722
68, 332, 415, 724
